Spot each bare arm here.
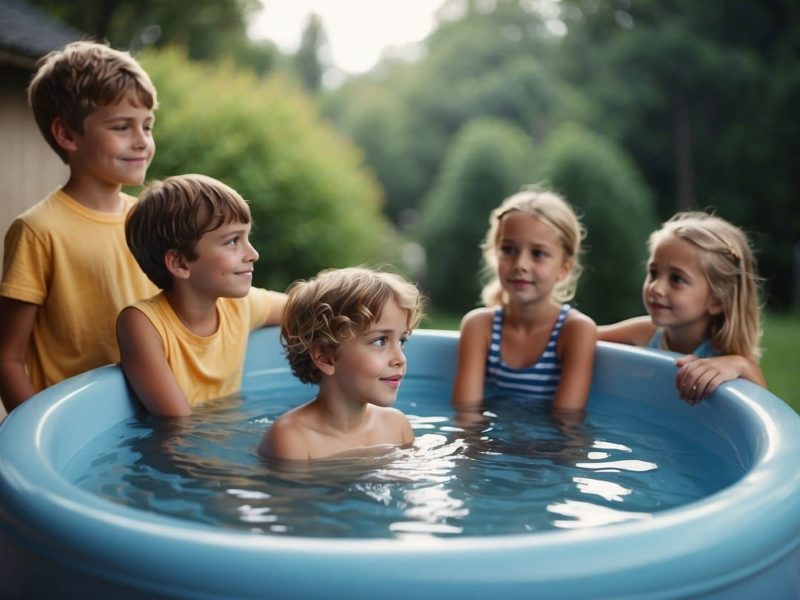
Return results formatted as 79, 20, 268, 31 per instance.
451, 309, 492, 409
0, 297, 37, 411
597, 316, 656, 347
674, 354, 767, 404
263, 291, 288, 326
553, 311, 597, 412
116, 307, 191, 417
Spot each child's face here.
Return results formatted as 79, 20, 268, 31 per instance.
495, 212, 571, 306
642, 234, 721, 331
326, 298, 410, 407
67, 92, 155, 187
184, 220, 259, 299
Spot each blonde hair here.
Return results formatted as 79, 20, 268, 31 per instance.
282, 267, 424, 384
28, 40, 158, 162
480, 187, 585, 307
126, 174, 252, 291
649, 211, 763, 360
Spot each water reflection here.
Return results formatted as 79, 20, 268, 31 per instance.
67, 389, 740, 539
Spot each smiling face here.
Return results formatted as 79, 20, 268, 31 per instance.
495, 212, 572, 307
66, 92, 155, 187
642, 233, 722, 338
321, 298, 410, 408
184, 220, 259, 300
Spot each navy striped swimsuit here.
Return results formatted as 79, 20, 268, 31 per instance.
485, 304, 571, 399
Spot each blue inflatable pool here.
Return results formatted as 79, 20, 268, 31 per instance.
1, 328, 799, 599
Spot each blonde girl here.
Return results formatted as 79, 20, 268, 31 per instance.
599, 211, 765, 404
452, 188, 597, 412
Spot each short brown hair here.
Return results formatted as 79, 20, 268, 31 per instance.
28, 40, 158, 162
126, 174, 252, 291
282, 267, 425, 384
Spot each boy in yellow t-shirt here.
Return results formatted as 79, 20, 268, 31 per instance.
0, 41, 159, 412
118, 174, 287, 416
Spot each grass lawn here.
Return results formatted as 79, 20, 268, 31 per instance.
761, 311, 800, 412
422, 309, 800, 412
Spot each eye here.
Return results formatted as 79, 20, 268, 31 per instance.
531, 248, 548, 259
369, 336, 387, 347
669, 273, 686, 285
499, 244, 515, 257
646, 267, 657, 280
399, 335, 409, 347
225, 235, 240, 247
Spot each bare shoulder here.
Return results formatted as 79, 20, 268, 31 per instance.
558, 307, 597, 354
563, 307, 596, 333
259, 404, 314, 460
369, 405, 414, 445
459, 306, 494, 334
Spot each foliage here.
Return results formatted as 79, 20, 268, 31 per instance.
323, 0, 587, 224
533, 125, 658, 323
29, 0, 279, 71
323, 0, 799, 310
416, 118, 536, 313
140, 48, 389, 289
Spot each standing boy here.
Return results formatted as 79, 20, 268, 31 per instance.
118, 174, 287, 416
0, 41, 158, 412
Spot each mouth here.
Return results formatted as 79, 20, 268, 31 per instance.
381, 375, 403, 389
647, 301, 669, 311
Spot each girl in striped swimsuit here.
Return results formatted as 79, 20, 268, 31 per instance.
452, 188, 597, 413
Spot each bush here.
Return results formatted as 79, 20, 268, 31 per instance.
534, 124, 658, 323
139, 48, 389, 289
417, 118, 535, 313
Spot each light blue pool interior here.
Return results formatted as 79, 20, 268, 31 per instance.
1, 328, 799, 599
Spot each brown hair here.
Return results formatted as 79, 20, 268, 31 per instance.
126, 174, 252, 291
282, 267, 424, 384
28, 40, 158, 162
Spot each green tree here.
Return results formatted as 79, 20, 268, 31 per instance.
139, 48, 389, 289
29, 0, 275, 66
417, 118, 535, 313
323, 0, 585, 226
533, 125, 658, 324
292, 13, 329, 94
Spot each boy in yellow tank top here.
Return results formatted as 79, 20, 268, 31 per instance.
0, 41, 159, 412
118, 174, 287, 416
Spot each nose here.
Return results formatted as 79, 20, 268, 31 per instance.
647, 275, 665, 296
512, 251, 531, 272
132, 125, 151, 150
245, 240, 259, 263
390, 344, 406, 368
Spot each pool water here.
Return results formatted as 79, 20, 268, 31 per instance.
65, 377, 743, 540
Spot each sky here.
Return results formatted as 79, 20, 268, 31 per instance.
249, 0, 447, 75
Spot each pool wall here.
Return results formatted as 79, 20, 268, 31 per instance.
1, 328, 799, 599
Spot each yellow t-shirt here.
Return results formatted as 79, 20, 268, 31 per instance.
0, 189, 157, 391
130, 289, 273, 407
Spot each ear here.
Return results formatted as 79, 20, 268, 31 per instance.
310, 345, 336, 377
51, 117, 79, 153
164, 249, 191, 281
557, 257, 574, 281
708, 296, 724, 316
